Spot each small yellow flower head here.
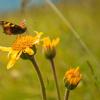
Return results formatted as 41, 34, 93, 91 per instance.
64, 67, 82, 90
0, 32, 43, 69
43, 37, 59, 59
12, 32, 43, 52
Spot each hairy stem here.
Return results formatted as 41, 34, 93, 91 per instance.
29, 55, 47, 100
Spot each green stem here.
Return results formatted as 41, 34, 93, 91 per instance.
50, 58, 61, 100
29, 55, 47, 100
86, 60, 99, 89
64, 89, 70, 100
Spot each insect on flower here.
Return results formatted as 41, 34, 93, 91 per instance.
0, 19, 27, 35
0, 32, 43, 69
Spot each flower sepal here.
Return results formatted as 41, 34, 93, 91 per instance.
44, 47, 56, 59
21, 45, 37, 60
64, 79, 79, 90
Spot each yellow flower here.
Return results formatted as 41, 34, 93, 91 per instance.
43, 37, 59, 59
64, 67, 82, 90
0, 32, 43, 69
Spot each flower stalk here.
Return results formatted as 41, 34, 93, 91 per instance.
28, 55, 47, 100
49, 58, 61, 100
64, 89, 70, 100
42, 37, 61, 100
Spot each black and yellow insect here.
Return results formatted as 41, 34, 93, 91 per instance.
0, 20, 27, 35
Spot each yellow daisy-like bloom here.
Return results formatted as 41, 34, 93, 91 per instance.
43, 37, 60, 59
64, 67, 82, 90
0, 32, 43, 69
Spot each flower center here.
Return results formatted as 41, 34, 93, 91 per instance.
12, 35, 36, 51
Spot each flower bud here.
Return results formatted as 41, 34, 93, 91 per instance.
64, 67, 82, 90
43, 37, 59, 59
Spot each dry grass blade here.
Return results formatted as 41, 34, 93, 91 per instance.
45, 0, 100, 67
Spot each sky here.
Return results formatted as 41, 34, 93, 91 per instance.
0, 0, 62, 12
0, 0, 45, 12
0, 0, 21, 12
0, 0, 80, 12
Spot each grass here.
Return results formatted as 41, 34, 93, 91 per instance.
0, 4, 100, 100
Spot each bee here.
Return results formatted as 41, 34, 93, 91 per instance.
0, 20, 27, 35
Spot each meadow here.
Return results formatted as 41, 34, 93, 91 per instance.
0, 3, 100, 100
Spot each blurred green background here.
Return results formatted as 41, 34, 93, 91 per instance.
0, 0, 100, 100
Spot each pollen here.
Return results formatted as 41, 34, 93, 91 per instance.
12, 35, 37, 51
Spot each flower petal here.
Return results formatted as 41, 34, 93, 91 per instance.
33, 31, 43, 44
24, 47, 34, 55
0, 46, 11, 52
52, 38, 60, 47
7, 50, 20, 69
8, 48, 13, 58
